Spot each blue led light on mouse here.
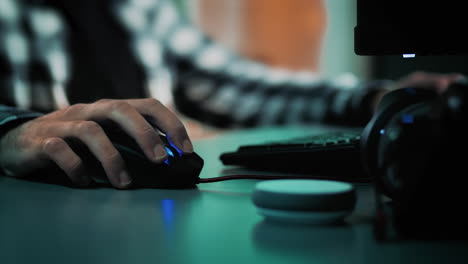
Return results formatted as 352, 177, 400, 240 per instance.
164, 147, 174, 165
167, 139, 183, 156
163, 136, 184, 165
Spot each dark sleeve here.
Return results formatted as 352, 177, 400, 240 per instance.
113, 0, 394, 128
0, 105, 42, 137
0, 105, 42, 175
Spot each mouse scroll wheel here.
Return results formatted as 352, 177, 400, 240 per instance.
165, 146, 175, 157
165, 146, 181, 158
163, 146, 175, 165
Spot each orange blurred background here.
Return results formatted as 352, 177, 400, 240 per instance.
194, 0, 327, 71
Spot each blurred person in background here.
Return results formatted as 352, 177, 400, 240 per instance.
0, 0, 463, 188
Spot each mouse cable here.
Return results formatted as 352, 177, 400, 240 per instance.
198, 175, 370, 183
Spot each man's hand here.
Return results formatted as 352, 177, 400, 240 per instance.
371, 71, 466, 111
0, 98, 193, 189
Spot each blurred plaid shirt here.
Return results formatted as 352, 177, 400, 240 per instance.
0, 0, 390, 132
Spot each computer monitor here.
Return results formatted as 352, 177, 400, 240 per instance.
354, 0, 468, 56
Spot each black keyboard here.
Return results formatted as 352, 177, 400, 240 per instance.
220, 129, 369, 182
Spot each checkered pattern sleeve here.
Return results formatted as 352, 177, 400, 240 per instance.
0, 0, 46, 136
0, 0, 70, 111
1, 0, 393, 131
114, 0, 392, 128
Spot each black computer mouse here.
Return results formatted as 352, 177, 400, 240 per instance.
66, 128, 204, 189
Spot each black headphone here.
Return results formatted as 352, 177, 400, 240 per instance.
360, 80, 468, 240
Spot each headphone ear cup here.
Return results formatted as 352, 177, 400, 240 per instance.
376, 103, 434, 199
382, 88, 468, 239
360, 88, 436, 198
440, 79, 468, 123
363, 82, 468, 239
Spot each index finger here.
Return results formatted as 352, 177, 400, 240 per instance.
125, 98, 193, 153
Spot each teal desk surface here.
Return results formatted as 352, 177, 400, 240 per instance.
1, 125, 467, 264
